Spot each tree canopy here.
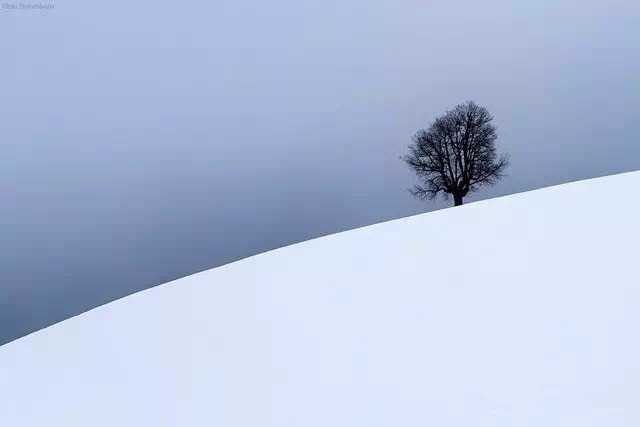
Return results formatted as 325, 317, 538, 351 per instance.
404, 101, 509, 206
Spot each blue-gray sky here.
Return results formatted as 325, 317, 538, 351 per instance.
1, 0, 639, 344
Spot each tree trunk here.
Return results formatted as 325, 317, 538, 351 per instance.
453, 194, 464, 206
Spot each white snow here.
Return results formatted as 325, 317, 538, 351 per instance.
1, 172, 640, 426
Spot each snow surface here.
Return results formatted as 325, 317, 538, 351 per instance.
1, 172, 640, 426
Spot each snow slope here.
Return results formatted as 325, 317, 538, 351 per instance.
1, 172, 639, 426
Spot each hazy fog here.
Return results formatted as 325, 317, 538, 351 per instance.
1, 0, 639, 343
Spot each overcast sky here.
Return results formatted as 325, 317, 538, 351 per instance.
1, 0, 639, 344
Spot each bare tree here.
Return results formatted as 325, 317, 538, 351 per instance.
404, 101, 509, 206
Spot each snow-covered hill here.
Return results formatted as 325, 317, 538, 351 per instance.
2, 172, 639, 426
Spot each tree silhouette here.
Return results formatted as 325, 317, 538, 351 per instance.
404, 101, 509, 206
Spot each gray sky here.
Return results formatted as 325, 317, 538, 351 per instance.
1, 0, 639, 345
